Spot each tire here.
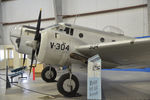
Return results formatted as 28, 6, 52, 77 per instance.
41, 66, 57, 82
57, 73, 79, 97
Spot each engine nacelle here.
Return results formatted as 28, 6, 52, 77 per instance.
37, 29, 86, 67
10, 26, 35, 55
18, 28, 34, 55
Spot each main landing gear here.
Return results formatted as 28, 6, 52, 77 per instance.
41, 66, 57, 82
57, 66, 79, 97
41, 65, 79, 97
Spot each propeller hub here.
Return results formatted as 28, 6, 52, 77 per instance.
26, 40, 37, 50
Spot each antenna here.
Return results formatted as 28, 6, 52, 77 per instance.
73, 14, 78, 24
73, 10, 79, 25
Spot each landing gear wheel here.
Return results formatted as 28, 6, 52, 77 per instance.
57, 73, 79, 97
41, 66, 57, 82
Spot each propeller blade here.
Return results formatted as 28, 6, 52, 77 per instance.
34, 59, 37, 68
23, 54, 26, 66
29, 50, 35, 76
34, 9, 42, 41
29, 58, 37, 76
29, 66, 32, 76
29, 9, 42, 76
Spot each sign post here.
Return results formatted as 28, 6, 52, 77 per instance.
87, 54, 101, 100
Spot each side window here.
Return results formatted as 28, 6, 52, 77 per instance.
64, 27, 74, 36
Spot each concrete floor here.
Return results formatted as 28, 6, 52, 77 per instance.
0, 67, 150, 100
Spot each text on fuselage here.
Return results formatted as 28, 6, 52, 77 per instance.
50, 42, 69, 51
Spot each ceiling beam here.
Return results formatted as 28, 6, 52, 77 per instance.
2, 4, 147, 26
1, 0, 14, 2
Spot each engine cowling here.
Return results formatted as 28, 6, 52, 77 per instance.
18, 29, 34, 55
10, 26, 35, 55
37, 29, 86, 67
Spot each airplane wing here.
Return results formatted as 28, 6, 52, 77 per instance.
76, 38, 150, 68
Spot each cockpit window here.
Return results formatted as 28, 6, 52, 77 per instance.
64, 27, 74, 36
70, 29, 74, 35
64, 27, 70, 34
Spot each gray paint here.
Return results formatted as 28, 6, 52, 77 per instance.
148, 0, 150, 35
1, 68, 150, 99
0, 0, 3, 44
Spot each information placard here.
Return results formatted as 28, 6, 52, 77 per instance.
87, 54, 101, 100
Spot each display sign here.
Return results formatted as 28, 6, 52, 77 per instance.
87, 54, 101, 100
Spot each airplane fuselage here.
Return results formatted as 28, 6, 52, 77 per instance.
37, 23, 133, 67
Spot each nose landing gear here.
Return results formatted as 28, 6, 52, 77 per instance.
41, 66, 57, 82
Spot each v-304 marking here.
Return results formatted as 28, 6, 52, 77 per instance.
50, 42, 70, 51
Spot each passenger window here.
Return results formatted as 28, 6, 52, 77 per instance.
79, 33, 83, 38
112, 40, 116, 42
100, 37, 105, 42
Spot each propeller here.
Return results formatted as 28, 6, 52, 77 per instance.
29, 9, 42, 75
23, 54, 26, 66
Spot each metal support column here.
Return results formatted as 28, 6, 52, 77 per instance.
0, 0, 3, 44
147, 0, 150, 35
53, 0, 63, 24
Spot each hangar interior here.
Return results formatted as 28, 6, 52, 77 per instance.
0, 0, 150, 100
0, 0, 149, 45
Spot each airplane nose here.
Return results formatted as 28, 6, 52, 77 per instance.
10, 25, 22, 37
15, 38, 20, 47
10, 25, 22, 50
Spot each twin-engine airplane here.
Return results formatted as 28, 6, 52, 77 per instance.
10, 7, 150, 98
